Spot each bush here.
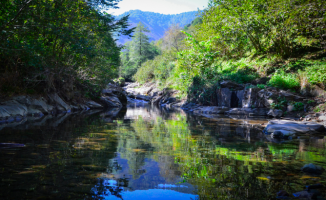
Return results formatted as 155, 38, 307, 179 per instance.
268, 70, 300, 90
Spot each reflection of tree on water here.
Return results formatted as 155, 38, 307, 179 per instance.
91, 178, 130, 200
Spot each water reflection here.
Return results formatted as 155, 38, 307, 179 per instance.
0, 106, 325, 200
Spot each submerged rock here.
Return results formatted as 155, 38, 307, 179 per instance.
301, 163, 325, 175
263, 120, 326, 136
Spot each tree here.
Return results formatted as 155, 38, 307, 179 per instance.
130, 22, 151, 67
0, 0, 132, 97
162, 24, 186, 52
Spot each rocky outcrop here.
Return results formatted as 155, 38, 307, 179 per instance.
102, 84, 128, 107
263, 120, 326, 138
48, 93, 72, 113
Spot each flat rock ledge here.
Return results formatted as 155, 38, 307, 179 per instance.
0, 94, 104, 124
263, 120, 326, 138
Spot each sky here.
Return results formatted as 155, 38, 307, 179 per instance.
107, 0, 209, 15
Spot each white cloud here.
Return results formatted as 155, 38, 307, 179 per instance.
107, 0, 208, 15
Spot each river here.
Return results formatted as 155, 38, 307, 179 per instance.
0, 106, 325, 199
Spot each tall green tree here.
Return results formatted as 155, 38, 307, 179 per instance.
120, 22, 159, 79
130, 22, 151, 67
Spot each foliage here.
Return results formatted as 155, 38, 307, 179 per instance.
268, 70, 300, 90
270, 97, 287, 110
293, 102, 304, 111
0, 0, 132, 97
120, 22, 159, 79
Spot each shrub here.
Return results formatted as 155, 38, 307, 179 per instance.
268, 70, 300, 90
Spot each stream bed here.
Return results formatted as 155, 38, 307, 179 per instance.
0, 106, 326, 199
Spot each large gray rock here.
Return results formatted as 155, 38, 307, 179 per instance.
13, 96, 54, 114
48, 93, 71, 112
243, 88, 265, 108
263, 120, 326, 136
103, 84, 127, 106
220, 80, 244, 90
85, 101, 103, 109
267, 109, 283, 118
0, 100, 28, 120
193, 106, 229, 114
100, 96, 122, 107
227, 108, 269, 116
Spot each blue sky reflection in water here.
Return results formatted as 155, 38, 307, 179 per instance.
91, 153, 198, 200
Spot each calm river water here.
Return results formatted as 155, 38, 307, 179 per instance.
0, 106, 326, 200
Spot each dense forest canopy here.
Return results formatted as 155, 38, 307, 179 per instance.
0, 0, 132, 98
130, 0, 326, 104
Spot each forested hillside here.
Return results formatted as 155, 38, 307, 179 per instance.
129, 0, 326, 106
116, 10, 198, 44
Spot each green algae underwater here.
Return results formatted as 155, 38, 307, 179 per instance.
0, 107, 325, 200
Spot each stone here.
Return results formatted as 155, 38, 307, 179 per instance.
227, 108, 269, 116
85, 101, 103, 109
318, 116, 326, 121
301, 163, 325, 175
220, 80, 244, 90
267, 109, 283, 118
29, 98, 54, 114
0, 100, 28, 118
309, 85, 326, 98
48, 93, 71, 112
193, 106, 230, 115
217, 88, 232, 107
100, 96, 122, 107
263, 120, 326, 136
243, 88, 265, 108
27, 108, 44, 117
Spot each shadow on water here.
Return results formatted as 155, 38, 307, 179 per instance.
0, 106, 326, 199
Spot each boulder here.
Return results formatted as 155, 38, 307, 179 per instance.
227, 108, 269, 116
13, 96, 53, 114
0, 100, 28, 120
103, 84, 127, 106
48, 93, 71, 112
85, 101, 103, 109
267, 109, 283, 118
301, 163, 325, 175
100, 96, 122, 107
263, 120, 326, 136
220, 80, 244, 90
243, 88, 267, 108
193, 106, 229, 115
27, 108, 44, 117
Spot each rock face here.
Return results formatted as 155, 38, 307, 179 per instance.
48, 93, 71, 113
267, 109, 283, 118
0, 100, 28, 123
102, 84, 128, 107
263, 120, 326, 137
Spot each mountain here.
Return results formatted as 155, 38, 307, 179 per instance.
115, 10, 199, 44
